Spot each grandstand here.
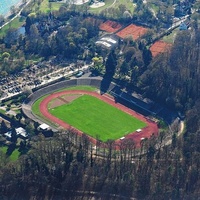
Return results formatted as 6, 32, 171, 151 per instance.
90, 79, 102, 88
108, 86, 178, 124
77, 78, 92, 86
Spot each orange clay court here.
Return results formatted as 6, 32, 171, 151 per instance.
150, 40, 172, 57
99, 20, 122, 33
116, 24, 148, 40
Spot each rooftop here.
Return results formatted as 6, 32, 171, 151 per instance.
39, 123, 50, 130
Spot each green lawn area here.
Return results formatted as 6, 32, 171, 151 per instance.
1, 146, 7, 154
0, 17, 25, 38
149, 3, 159, 14
49, 95, 146, 142
32, 86, 97, 122
0, 0, 63, 38
32, 0, 64, 13
9, 149, 20, 161
0, 146, 20, 161
0, 109, 6, 114
89, 0, 114, 14
114, 0, 136, 14
58, 85, 97, 92
32, 95, 48, 119
89, 0, 135, 15
162, 28, 178, 43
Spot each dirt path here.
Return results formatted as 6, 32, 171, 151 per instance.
178, 121, 184, 136
40, 90, 158, 147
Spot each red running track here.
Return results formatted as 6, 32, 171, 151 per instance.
40, 90, 158, 147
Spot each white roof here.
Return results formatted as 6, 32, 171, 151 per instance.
101, 37, 117, 44
120, 137, 125, 140
4, 127, 28, 138
4, 131, 12, 138
16, 127, 27, 137
39, 123, 50, 130
136, 129, 142, 132
73, 0, 89, 5
96, 41, 111, 48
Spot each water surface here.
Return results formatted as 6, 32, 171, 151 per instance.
0, 0, 22, 16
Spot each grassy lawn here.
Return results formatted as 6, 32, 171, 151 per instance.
3, 99, 13, 106
58, 85, 97, 92
49, 95, 146, 142
32, 86, 96, 121
89, 0, 135, 15
0, 109, 6, 114
115, 0, 136, 14
32, 95, 48, 119
13, 109, 21, 115
32, 0, 64, 13
33, 94, 72, 127
0, 17, 25, 38
1, 146, 7, 154
89, 0, 114, 14
149, 3, 159, 14
9, 149, 20, 161
25, 56, 43, 66
0, 0, 63, 38
162, 28, 178, 43
0, 146, 20, 161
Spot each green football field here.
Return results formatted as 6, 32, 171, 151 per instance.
49, 95, 146, 142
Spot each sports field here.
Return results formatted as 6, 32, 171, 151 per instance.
49, 94, 146, 142
36, 88, 158, 146
116, 24, 148, 40
150, 40, 172, 57
99, 20, 122, 33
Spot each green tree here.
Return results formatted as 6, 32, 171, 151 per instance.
4, 28, 18, 47
16, 113, 23, 123
0, 120, 8, 134
105, 50, 117, 79
91, 56, 104, 75
2, 52, 10, 59
25, 16, 32, 34
11, 128, 17, 143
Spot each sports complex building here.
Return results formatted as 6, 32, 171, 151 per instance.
22, 77, 178, 146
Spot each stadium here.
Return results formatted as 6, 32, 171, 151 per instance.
22, 77, 159, 147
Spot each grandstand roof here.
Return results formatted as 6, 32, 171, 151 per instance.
39, 123, 50, 130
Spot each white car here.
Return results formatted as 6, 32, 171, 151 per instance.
76, 71, 84, 78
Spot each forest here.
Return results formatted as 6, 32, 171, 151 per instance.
139, 28, 200, 111
0, 1, 200, 199
0, 126, 199, 199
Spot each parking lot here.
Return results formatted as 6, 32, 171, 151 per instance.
0, 59, 91, 101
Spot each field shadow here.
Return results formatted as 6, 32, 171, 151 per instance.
100, 76, 112, 95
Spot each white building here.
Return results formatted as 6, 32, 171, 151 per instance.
4, 127, 28, 140
38, 123, 50, 131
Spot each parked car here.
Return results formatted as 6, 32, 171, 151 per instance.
76, 71, 84, 78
